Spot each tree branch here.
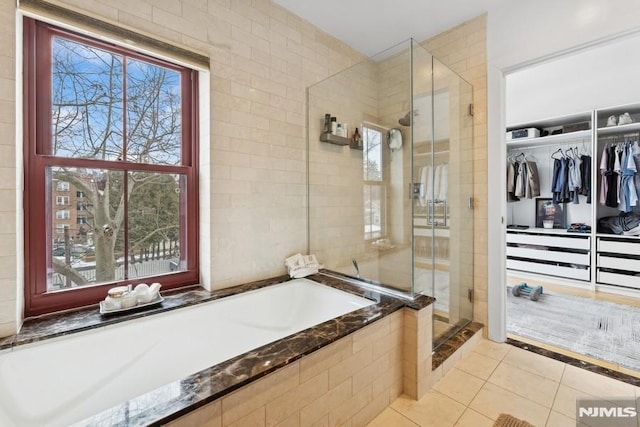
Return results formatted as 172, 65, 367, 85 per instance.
132, 224, 179, 248
52, 258, 89, 286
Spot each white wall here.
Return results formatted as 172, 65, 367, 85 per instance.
486, 0, 640, 341
506, 33, 640, 125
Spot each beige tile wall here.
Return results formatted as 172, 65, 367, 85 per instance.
0, 0, 487, 337
403, 305, 433, 399
0, 0, 17, 336
421, 15, 488, 328
0, 0, 367, 335
307, 58, 378, 271
168, 310, 404, 427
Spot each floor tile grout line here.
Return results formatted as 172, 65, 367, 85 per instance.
388, 406, 420, 427
494, 350, 565, 385
544, 363, 567, 426
474, 345, 555, 425
461, 376, 489, 421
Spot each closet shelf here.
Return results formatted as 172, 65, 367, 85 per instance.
596, 122, 640, 136
505, 129, 591, 149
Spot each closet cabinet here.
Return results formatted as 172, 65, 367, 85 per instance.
505, 111, 593, 282
505, 102, 640, 295
594, 105, 640, 292
596, 237, 640, 290
506, 229, 590, 281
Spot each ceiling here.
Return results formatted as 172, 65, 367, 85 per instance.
272, 0, 501, 57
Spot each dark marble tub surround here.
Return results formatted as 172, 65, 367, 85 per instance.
432, 321, 484, 369
0, 272, 430, 426
0, 275, 295, 350
506, 338, 640, 387
74, 275, 410, 426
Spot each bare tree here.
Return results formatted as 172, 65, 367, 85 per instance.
51, 38, 181, 286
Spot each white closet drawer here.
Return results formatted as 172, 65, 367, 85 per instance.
507, 247, 589, 265
507, 259, 590, 281
597, 238, 640, 256
506, 233, 590, 250
597, 270, 640, 290
597, 254, 640, 271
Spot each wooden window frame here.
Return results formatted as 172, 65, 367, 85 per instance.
23, 18, 199, 316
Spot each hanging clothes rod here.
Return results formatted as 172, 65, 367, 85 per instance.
507, 140, 590, 152
598, 132, 640, 141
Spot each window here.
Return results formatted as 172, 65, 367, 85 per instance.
362, 124, 385, 240
56, 210, 70, 219
55, 196, 70, 205
23, 18, 199, 316
55, 224, 70, 233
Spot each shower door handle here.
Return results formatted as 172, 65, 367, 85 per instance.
427, 200, 447, 226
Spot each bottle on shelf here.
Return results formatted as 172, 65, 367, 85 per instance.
323, 113, 332, 134
351, 127, 363, 149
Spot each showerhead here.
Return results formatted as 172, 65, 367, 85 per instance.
398, 111, 411, 127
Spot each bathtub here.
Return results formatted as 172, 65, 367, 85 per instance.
0, 278, 375, 427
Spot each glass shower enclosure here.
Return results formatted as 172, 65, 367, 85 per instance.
307, 39, 474, 348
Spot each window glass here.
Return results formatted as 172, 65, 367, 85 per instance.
127, 172, 184, 279
362, 125, 385, 240
25, 18, 198, 315
126, 59, 182, 165
363, 126, 382, 182
52, 37, 124, 160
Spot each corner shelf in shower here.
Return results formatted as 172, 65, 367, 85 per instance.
320, 133, 350, 146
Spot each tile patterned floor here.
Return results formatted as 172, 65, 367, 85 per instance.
368, 339, 640, 427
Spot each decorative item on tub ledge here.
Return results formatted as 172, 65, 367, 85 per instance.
100, 282, 163, 315
285, 253, 324, 278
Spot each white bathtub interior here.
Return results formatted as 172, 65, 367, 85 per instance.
0, 278, 374, 427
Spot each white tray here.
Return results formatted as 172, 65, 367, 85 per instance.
99, 295, 164, 315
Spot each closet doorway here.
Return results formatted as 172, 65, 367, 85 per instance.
503, 32, 640, 375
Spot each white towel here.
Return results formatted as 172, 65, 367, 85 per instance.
285, 253, 324, 278
418, 166, 427, 206
438, 163, 448, 201
433, 164, 442, 201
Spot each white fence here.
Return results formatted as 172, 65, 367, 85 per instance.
52, 258, 179, 288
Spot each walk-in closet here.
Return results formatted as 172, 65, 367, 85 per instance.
503, 32, 640, 374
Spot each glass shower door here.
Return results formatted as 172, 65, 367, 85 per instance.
412, 51, 475, 348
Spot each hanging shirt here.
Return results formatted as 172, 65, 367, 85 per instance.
599, 146, 608, 205
624, 143, 638, 208
619, 145, 631, 212
551, 158, 563, 204
552, 157, 570, 204
580, 154, 592, 204
507, 161, 519, 202
525, 160, 540, 198
605, 145, 619, 208
632, 141, 640, 202
514, 160, 527, 198
568, 155, 582, 204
